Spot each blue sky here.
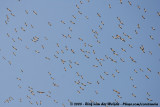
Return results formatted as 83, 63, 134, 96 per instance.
0, 0, 160, 107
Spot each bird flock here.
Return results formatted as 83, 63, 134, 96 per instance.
0, 0, 160, 107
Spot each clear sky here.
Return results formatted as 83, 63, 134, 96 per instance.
0, 0, 160, 107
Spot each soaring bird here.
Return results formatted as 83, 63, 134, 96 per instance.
7, 8, 12, 12
80, 86, 84, 91
12, 46, 17, 50
104, 72, 109, 75
71, 49, 75, 54
144, 8, 147, 13
72, 15, 76, 19
80, 1, 83, 4
76, 4, 80, 9
70, 20, 75, 24
121, 48, 126, 52
115, 69, 120, 73
97, 13, 101, 17
149, 35, 154, 40
45, 57, 50, 60
109, 4, 111, 8
140, 45, 145, 53
142, 15, 146, 19
61, 20, 65, 24
151, 27, 155, 31
33, 10, 37, 15
137, 5, 141, 10
101, 21, 104, 25
128, 1, 132, 5
85, 16, 89, 19
147, 98, 152, 101
25, 10, 28, 14
48, 22, 52, 26
117, 95, 122, 98
137, 24, 140, 29
120, 0, 122, 4
81, 83, 86, 86
130, 76, 133, 81
129, 44, 133, 48
25, 22, 27, 26
97, 81, 100, 85
133, 85, 137, 88
78, 10, 82, 14
64, 67, 67, 71
147, 92, 150, 96
112, 74, 115, 78
35, 50, 40, 53
21, 27, 25, 31
69, 27, 72, 32
145, 75, 149, 79
100, 75, 104, 80
113, 89, 120, 94
87, 82, 92, 84
132, 93, 136, 97
147, 68, 151, 72
95, 90, 98, 94
93, 65, 98, 67
77, 90, 81, 94
37, 91, 45, 94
